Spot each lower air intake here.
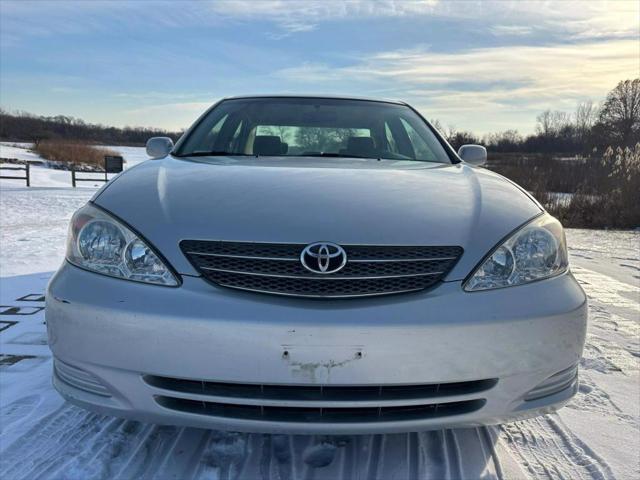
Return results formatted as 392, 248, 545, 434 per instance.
155, 396, 486, 423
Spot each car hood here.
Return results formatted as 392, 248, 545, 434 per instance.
94, 156, 541, 281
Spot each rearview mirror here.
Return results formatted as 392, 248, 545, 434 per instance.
146, 137, 174, 159
458, 144, 487, 166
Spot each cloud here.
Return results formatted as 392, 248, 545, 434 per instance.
209, 0, 440, 35
122, 101, 214, 130
0, 1, 221, 41
209, 0, 639, 41
3, 1, 637, 43
113, 92, 211, 101
2, 0, 637, 133
497, 0, 639, 41
490, 25, 534, 36
275, 39, 640, 133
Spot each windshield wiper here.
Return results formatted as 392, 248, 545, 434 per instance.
175, 151, 382, 160
174, 151, 255, 157
299, 152, 377, 159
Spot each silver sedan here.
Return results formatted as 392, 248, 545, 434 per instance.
46, 96, 587, 434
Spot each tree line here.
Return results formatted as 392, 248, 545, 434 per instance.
1, 79, 637, 154
432, 79, 640, 154
0, 109, 182, 147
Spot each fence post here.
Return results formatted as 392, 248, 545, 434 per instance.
71, 169, 76, 188
25, 163, 30, 187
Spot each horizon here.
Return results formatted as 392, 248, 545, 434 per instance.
1, 0, 638, 135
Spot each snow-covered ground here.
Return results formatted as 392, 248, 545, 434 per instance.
1, 142, 148, 168
0, 143, 148, 189
1, 144, 638, 479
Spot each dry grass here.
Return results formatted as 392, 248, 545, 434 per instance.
34, 140, 118, 170
547, 145, 640, 228
489, 145, 640, 229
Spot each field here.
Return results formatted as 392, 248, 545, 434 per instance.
0, 144, 638, 479
486, 149, 640, 229
32, 140, 119, 170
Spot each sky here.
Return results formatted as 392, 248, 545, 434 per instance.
0, 0, 638, 135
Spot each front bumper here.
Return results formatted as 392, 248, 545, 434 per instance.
46, 262, 587, 434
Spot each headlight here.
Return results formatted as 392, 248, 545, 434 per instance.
464, 214, 568, 291
66, 204, 179, 286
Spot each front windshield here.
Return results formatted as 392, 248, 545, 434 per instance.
176, 97, 452, 163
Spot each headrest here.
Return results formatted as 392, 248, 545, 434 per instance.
253, 136, 283, 156
347, 136, 376, 153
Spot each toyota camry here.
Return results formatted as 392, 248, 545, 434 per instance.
46, 96, 587, 434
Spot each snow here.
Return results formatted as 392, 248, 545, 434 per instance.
104, 145, 149, 168
0, 142, 148, 189
1, 142, 149, 168
0, 143, 44, 163
1, 143, 638, 479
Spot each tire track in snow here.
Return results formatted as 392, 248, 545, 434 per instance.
482, 427, 505, 480
44, 419, 147, 479
447, 427, 505, 479
106, 424, 166, 478
0, 394, 40, 433
155, 428, 212, 480
24, 416, 126, 479
406, 432, 419, 479
567, 368, 637, 427
501, 414, 614, 480
179, 429, 503, 480
0, 406, 111, 479
364, 434, 383, 479
113, 425, 181, 479
0, 404, 510, 480
444, 429, 463, 479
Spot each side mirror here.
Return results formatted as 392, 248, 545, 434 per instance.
458, 144, 487, 166
146, 137, 174, 159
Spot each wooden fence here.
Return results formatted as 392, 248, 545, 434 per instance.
71, 155, 123, 187
71, 168, 109, 187
0, 156, 125, 187
0, 162, 30, 186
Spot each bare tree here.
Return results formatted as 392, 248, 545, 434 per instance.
598, 79, 640, 145
483, 130, 522, 151
536, 110, 571, 137
445, 125, 458, 142
429, 119, 445, 135
30, 131, 49, 148
447, 130, 480, 150
574, 100, 598, 138
536, 110, 554, 136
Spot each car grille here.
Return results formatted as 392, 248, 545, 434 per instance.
145, 376, 495, 424
180, 241, 463, 298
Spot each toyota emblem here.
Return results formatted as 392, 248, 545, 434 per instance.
300, 242, 347, 274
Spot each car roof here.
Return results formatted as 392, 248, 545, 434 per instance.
221, 94, 408, 106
